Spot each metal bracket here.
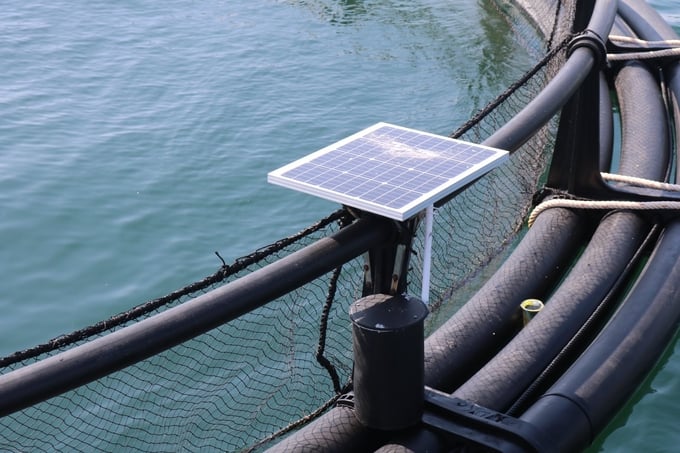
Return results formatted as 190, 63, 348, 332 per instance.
389, 244, 407, 295
361, 252, 373, 296
361, 216, 419, 297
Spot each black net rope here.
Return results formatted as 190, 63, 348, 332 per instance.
315, 265, 346, 396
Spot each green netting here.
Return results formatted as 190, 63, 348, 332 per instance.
0, 0, 576, 451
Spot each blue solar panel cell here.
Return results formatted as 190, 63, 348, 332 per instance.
268, 122, 508, 220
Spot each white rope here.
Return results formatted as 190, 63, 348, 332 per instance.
528, 173, 680, 228
601, 172, 680, 192
609, 34, 680, 48
527, 199, 680, 228
607, 47, 680, 61
607, 34, 680, 62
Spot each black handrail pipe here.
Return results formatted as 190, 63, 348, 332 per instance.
0, 215, 395, 417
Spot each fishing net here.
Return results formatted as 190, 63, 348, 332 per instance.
0, 0, 576, 451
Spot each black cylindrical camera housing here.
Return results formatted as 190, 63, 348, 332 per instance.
350, 293, 428, 430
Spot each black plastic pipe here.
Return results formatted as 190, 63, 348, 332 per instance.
265, 405, 384, 453
516, 3, 680, 451
425, 0, 619, 394
484, 0, 617, 152
0, 216, 395, 417
619, 0, 680, 181
484, 48, 593, 151
452, 56, 670, 411
520, 219, 680, 452
599, 72, 613, 171
423, 207, 589, 391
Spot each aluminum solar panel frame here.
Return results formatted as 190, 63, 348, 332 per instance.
268, 122, 509, 221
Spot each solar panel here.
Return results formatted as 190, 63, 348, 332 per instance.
268, 122, 508, 221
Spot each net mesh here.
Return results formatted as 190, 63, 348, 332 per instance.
0, 0, 576, 451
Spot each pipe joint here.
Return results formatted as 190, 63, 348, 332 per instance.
569, 29, 608, 68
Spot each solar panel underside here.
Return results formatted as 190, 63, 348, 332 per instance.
268, 122, 509, 221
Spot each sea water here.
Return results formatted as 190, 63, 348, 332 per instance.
0, 0, 678, 451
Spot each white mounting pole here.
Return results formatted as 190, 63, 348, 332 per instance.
421, 205, 434, 304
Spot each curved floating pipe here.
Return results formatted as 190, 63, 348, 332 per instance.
518, 2, 680, 451
424, 0, 619, 393
521, 220, 680, 452
423, 207, 589, 392
451, 52, 670, 413
619, 0, 680, 181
